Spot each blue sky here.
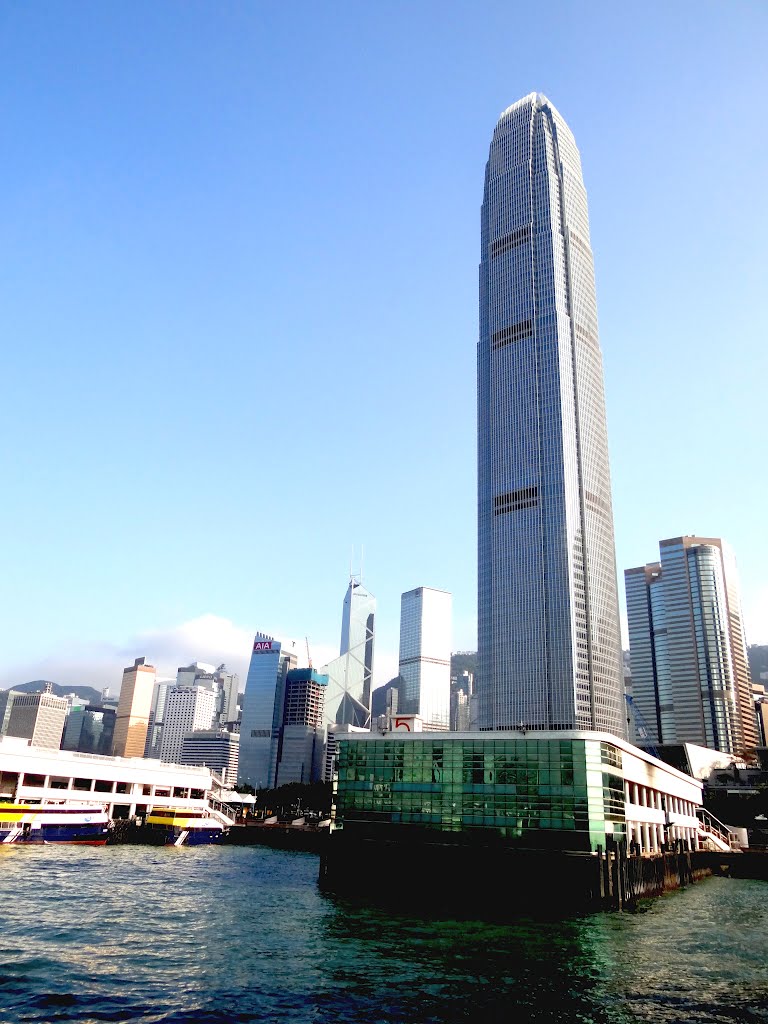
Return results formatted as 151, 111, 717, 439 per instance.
1, 1, 766, 690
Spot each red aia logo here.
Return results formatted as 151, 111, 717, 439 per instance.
393, 718, 411, 731
253, 641, 273, 651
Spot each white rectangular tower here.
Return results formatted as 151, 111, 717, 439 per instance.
398, 587, 451, 731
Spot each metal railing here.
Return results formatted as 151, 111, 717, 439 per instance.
697, 808, 741, 850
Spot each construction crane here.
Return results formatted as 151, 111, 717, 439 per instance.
625, 694, 659, 759
305, 636, 312, 669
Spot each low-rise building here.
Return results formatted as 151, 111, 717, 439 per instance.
0, 734, 232, 824
332, 730, 705, 855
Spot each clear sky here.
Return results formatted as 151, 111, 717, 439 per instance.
1, 1, 766, 692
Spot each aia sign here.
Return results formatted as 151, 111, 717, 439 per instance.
253, 640, 273, 652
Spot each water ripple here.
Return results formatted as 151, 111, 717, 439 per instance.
0, 847, 765, 1022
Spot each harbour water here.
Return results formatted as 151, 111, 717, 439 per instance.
1, 845, 766, 1023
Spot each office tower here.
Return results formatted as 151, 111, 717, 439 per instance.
625, 536, 757, 755
61, 701, 87, 751
322, 578, 376, 728
61, 704, 116, 755
180, 729, 240, 785
753, 683, 768, 747
158, 685, 217, 764
477, 93, 624, 735
273, 668, 328, 787
398, 587, 451, 730
6, 691, 68, 748
450, 672, 473, 731
216, 665, 240, 725
238, 633, 297, 789
112, 657, 157, 757
0, 689, 23, 735
371, 677, 402, 721
144, 680, 172, 759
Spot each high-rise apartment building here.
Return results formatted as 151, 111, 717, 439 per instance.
112, 657, 156, 757
238, 633, 297, 789
625, 536, 757, 755
398, 587, 451, 730
477, 93, 624, 735
6, 692, 68, 749
158, 685, 217, 764
321, 578, 376, 728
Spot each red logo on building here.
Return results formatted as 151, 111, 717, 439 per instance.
393, 717, 412, 731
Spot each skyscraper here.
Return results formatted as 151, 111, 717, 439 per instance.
238, 633, 297, 789
158, 685, 217, 764
272, 668, 328, 787
180, 729, 240, 785
625, 536, 757, 755
112, 657, 156, 757
477, 93, 624, 735
398, 587, 451, 730
321, 578, 376, 728
6, 692, 68, 749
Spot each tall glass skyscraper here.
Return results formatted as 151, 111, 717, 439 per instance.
238, 633, 296, 789
398, 587, 451, 730
626, 536, 756, 754
477, 93, 624, 735
322, 578, 376, 728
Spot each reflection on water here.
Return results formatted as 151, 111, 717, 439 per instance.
0, 845, 766, 1023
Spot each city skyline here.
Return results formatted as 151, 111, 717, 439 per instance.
1, 4, 765, 691
477, 94, 624, 734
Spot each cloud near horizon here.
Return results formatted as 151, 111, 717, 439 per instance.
2, 614, 400, 695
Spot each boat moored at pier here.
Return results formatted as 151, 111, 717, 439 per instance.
0, 735, 237, 846
0, 802, 110, 845
143, 807, 228, 846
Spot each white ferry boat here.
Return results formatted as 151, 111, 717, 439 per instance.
0, 802, 110, 845
143, 806, 228, 845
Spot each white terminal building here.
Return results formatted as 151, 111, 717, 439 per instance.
0, 734, 235, 826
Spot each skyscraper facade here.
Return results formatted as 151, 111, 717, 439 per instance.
625, 536, 757, 755
238, 633, 297, 789
322, 578, 376, 728
398, 587, 451, 730
158, 685, 217, 764
112, 657, 156, 757
6, 692, 68, 749
477, 93, 624, 736
180, 729, 240, 785
272, 668, 328, 787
